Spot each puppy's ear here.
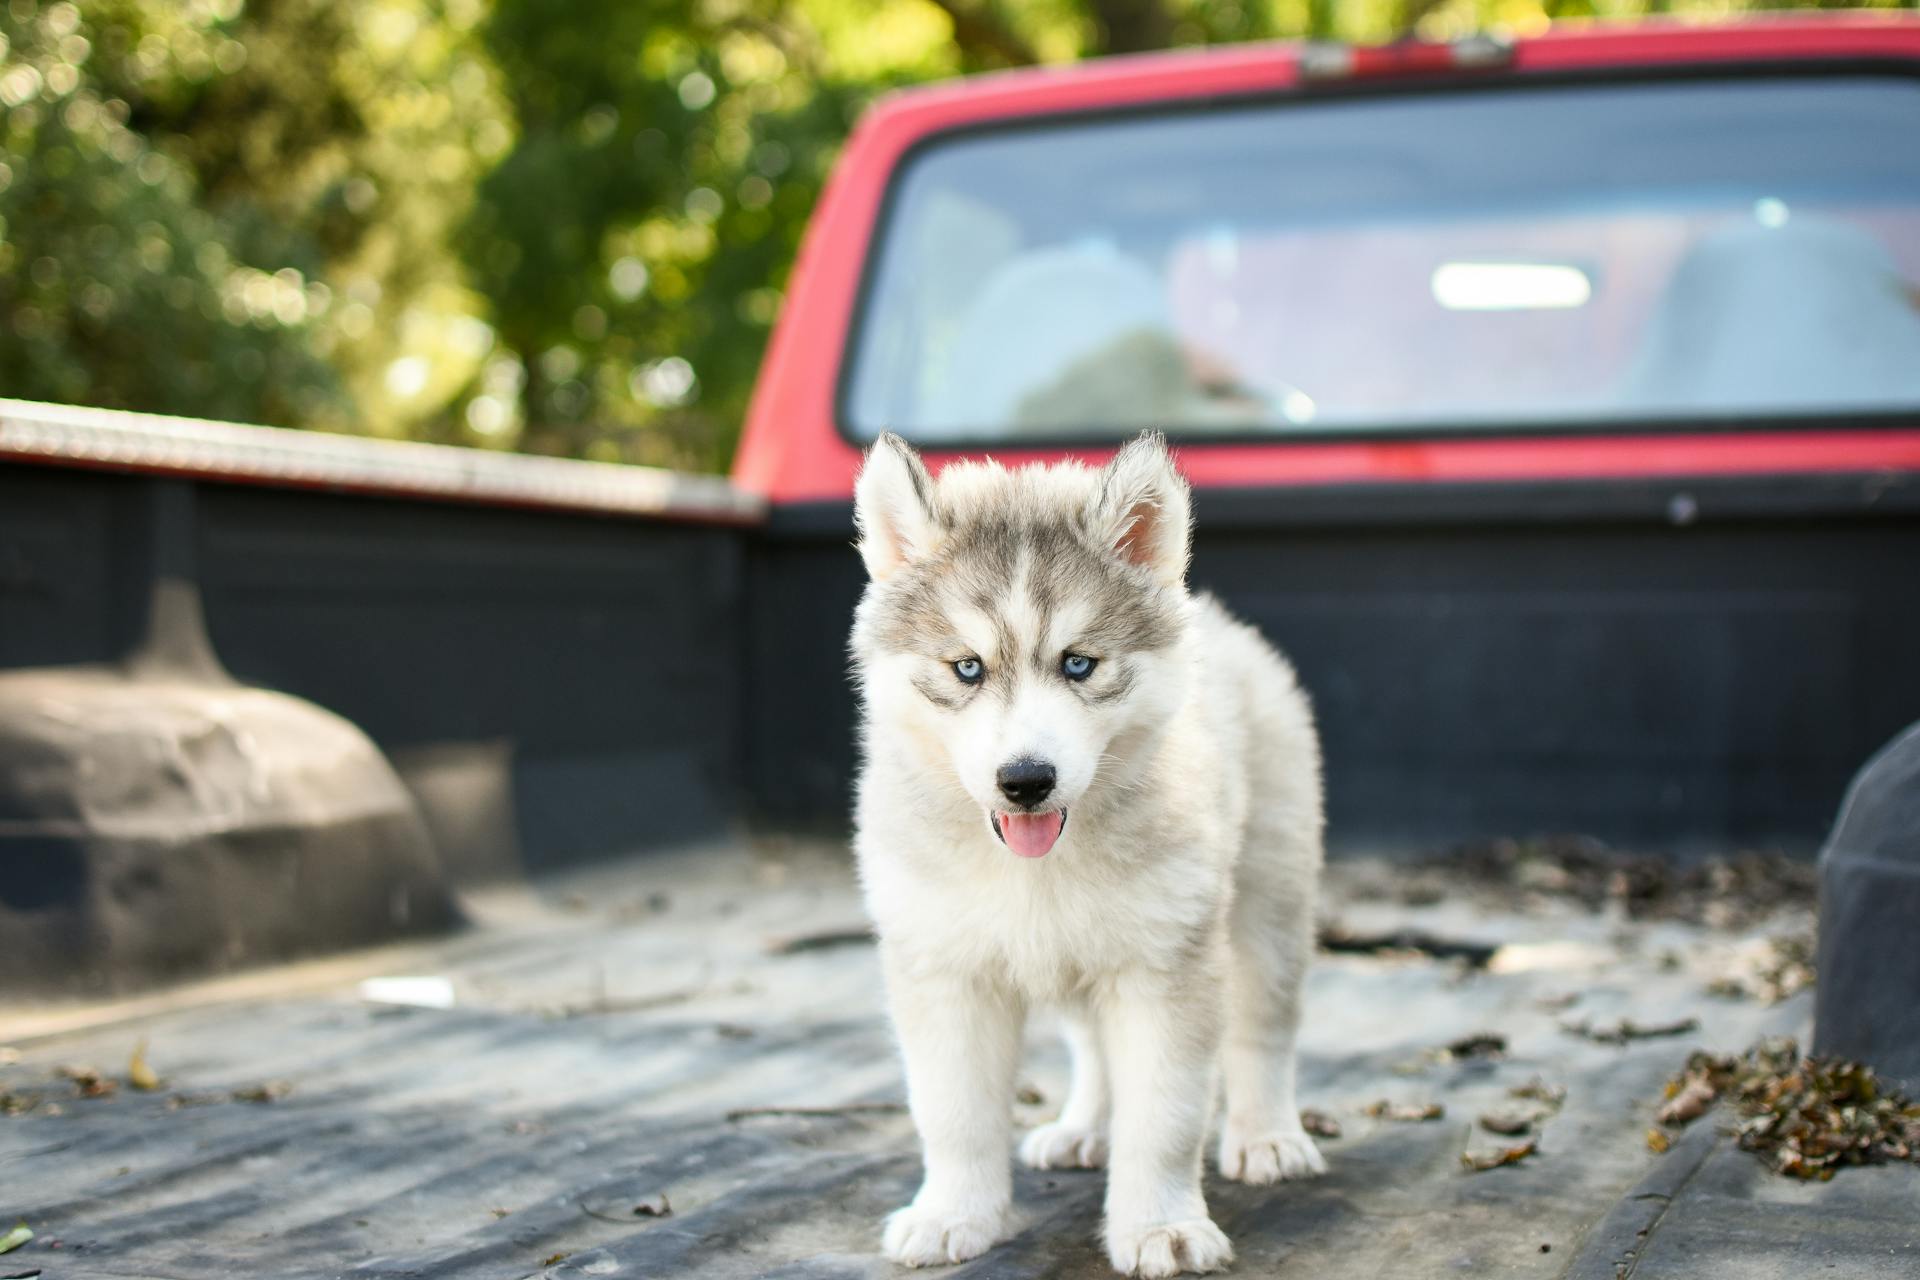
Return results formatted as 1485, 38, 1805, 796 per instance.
1090, 432, 1191, 587
855, 432, 942, 581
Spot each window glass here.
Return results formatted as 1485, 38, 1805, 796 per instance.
842, 76, 1920, 442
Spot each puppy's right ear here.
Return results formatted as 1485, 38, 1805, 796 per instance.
854, 432, 942, 581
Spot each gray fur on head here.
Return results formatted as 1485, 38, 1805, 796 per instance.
855, 431, 1191, 587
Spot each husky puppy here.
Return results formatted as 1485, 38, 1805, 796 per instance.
849, 433, 1325, 1277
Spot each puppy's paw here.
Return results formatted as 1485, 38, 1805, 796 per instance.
1105, 1218, 1233, 1278
1020, 1120, 1108, 1170
1218, 1122, 1327, 1184
882, 1202, 1007, 1267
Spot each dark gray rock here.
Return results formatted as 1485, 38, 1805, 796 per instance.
1815, 720, 1920, 1092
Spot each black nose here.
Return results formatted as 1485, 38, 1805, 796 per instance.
996, 759, 1056, 808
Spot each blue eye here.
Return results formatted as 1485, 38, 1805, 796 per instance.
953, 657, 984, 684
1062, 653, 1096, 681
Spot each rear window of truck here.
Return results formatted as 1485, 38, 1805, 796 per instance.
841, 73, 1920, 444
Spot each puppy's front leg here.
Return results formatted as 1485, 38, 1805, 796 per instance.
880, 943, 1024, 1267
1099, 969, 1232, 1278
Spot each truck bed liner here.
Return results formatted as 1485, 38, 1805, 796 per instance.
0, 842, 1877, 1279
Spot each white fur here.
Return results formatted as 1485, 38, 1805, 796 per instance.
851, 434, 1325, 1277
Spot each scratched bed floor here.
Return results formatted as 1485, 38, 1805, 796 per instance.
0, 840, 1848, 1279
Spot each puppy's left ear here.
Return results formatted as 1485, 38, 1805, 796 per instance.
1091, 432, 1191, 587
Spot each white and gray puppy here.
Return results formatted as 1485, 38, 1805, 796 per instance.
849, 432, 1326, 1278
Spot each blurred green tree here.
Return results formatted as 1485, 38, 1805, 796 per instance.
1, 0, 507, 437
456, 0, 881, 469
0, 0, 342, 424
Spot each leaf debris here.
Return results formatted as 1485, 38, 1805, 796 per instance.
1657, 1076, 1717, 1126
1426, 836, 1814, 928
1508, 1079, 1567, 1109
1655, 1037, 1920, 1180
1478, 1110, 1535, 1136
1317, 925, 1497, 969
128, 1040, 161, 1092
1388, 1031, 1512, 1076
1561, 1017, 1699, 1047
56, 1065, 115, 1098
763, 926, 875, 955
165, 1080, 294, 1109
1, 1090, 43, 1117
1364, 1099, 1445, 1122
1460, 1139, 1537, 1172
1704, 934, 1815, 1004
1445, 1032, 1507, 1061
0, 1226, 29, 1255
1300, 1109, 1342, 1139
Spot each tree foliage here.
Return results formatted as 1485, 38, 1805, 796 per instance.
2, 0, 1915, 470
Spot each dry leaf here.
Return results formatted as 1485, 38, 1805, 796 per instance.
1509, 1079, 1567, 1109
1478, 1110, 1534, 1136
1300, 1109, 1342, 1139
128, 1040, 161, 1092
541, 1252, 571, 1267
1647, 1128, 1671, 1153
56, 1065, 115, 1098
1446, 1033, 1507, 1061
231, 1081, 293, 1104
1365, 1100, 1444, 1122
1317, 925, 1496, 968
1460, 1139, 1537, 1172
1561, 1017, 1699, 1046
1658, 1077, 1717, 1126
762, 926, 875, 955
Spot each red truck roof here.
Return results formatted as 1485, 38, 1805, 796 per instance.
733, 14, 1920, 504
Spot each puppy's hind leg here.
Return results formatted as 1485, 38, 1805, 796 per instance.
1020, 1012, 1109, 1170
1217, 853, 1325, 1185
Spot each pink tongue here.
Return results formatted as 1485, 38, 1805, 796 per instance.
999, 811, 1065, 858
